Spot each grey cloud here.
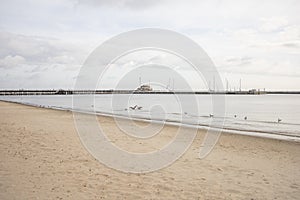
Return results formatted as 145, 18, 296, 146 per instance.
250, 41, 300, 49
0, 55, 26, 68
27, 65, 49, 73
0, 31, 85, 89
225, 56, 253, 66
0, 31, 86, 70
0, 32, 60, 62
280, 42, 300, 48
74, 0, 163, 10
219, 56, 300, 78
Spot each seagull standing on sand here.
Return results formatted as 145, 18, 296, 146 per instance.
278, 118, 282, 123
209, 114, 214, 118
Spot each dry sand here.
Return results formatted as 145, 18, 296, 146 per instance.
0, 101, 299, 199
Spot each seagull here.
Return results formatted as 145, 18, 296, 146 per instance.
129, 105, 142, 110
209, 114, 214, 118
244, 116, 247, 120
278, 118, 282, 123
129, 105, 138, 110
234, 115, 237, 118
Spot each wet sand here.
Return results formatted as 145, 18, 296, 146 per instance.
0, 101, 299, 199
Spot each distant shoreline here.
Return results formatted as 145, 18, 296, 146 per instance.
1, 89, 300, 95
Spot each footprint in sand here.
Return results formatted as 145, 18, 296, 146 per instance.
290, 183, 298, 189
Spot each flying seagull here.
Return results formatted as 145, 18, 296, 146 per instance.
129, 105, 138, 110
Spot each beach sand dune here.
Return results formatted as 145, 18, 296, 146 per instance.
0, 101, 299, 199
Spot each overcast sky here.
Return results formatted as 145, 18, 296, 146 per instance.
0, 0, 299, 90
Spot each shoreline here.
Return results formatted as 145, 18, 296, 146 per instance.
0, 101, 300, 199
1, 99, 299, 143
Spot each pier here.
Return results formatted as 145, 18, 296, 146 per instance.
0, 89, 299, 96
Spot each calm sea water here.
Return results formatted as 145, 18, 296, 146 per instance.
1, 94, 300, 140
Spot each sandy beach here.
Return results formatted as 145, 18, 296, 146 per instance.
0, 101, 299, 199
